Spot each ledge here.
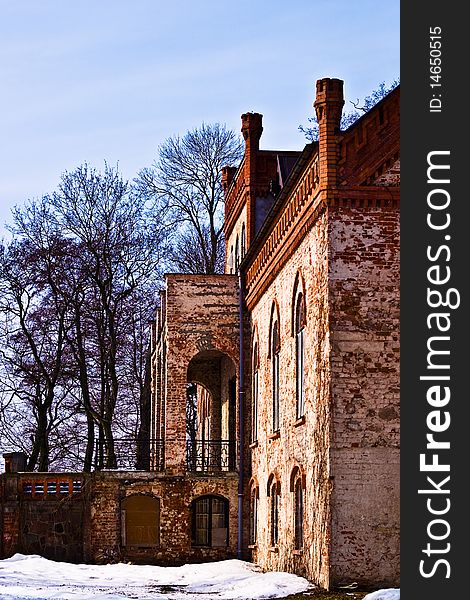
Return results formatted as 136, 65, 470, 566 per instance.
268, 431, 280, 440
293, 549, 303, 556
248, 544, 258, 549
293, 415, 306, 428
249, 440, 259, 449
269, 546, 279, 553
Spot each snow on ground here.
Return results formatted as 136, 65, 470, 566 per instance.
362, 589, 400, 600
0, 553, 312, 600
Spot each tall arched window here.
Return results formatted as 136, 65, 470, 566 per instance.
241, 223, 246, 258
252, 341, 259, 442
229, 246, 234, 274
191, 495, 229, 547
235, 235, 240, 271
295, 292, 306, 419
294, 477, 304, 549
267, 475, 280, 546
249, 484, 259, 545
271, 318, 280, 432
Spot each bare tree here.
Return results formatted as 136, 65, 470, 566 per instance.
50, 163, 166, 469
136, 123, 243, 274
0, 200, 76, 471
0, 164, 167, 472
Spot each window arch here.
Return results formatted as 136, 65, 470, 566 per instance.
267, 474, 281, 546
235, 235, 240, 271
191, 495, 229, 547
241, 223, 246, 258
249, 482, 259, 545
295, 292, 306, 419
271, 315, 280, 432
290, 467, 305, 550
252, 335, 259, 443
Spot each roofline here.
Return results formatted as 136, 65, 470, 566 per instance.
239, 142, 317, 272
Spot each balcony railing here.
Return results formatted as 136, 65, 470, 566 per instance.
186, 439, 236, 473
94, 438, 164, 472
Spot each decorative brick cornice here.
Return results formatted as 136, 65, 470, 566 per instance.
243, 182, 399, 309
244, 152, 321, 309
338, 86, 400, 187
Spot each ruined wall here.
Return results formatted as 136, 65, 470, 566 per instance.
1, 474, 85, 562
328, 202, 400, 586
0, 475, 21, 558
163, 275, 240, 473
248, 209, 332, 588
86, 471, 239, 565
1, 471, 239, 565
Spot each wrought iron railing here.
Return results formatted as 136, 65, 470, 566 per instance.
186, 439, 236, 473
94, 438, 164, 472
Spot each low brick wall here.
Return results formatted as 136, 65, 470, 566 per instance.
1, 471, 239, 565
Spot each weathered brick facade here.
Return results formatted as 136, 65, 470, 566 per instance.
224, 78, 400, 589
1, 77, 399, 591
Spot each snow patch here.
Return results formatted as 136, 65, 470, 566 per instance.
362, 589, 400, 600
0, 554, 312, 600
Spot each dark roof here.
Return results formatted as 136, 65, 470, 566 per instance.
277, 152, 302, 187
240, 144, 316, 271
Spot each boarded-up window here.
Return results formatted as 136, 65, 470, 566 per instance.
191, 495, 228, 547
121, 495, 160, 547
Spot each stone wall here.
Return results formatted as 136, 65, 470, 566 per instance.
1, 474, 85, 563
1, 471, 239, 565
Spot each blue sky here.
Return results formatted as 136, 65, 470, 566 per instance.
0, 0, 399, 236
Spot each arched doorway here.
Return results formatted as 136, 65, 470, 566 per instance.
186, 350, 237, 473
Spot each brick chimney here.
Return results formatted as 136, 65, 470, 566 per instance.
241, 112, 263, 186
221, 165, 237, 195
3, 452, 27, 473
314, 78, 344, 191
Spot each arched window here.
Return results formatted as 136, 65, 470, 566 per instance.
235, 235, 240, 271
191, 495, 229, 547
267, 475, 280, 546
294, 478, 304, 549
249, 484, 259, 545
241, 223, 246, 258
271, 318, 280, 432
295, 292, 306, 419
252, 341, 259, 442
229, 246, 234, 274
121, 495, 160, 547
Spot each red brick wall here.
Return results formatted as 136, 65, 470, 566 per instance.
86, 471, 239, 564
1, 472, 239, 565
1, 474, 85, 562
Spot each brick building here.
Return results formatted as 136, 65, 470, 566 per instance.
1, 78, 399, 590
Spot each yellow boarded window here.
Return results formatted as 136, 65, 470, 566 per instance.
121, 495, 160, 547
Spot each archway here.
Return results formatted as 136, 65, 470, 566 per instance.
186, 350, 237, 473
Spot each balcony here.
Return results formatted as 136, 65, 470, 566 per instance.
186, 440, 236, 474
94, 438, 164, 472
